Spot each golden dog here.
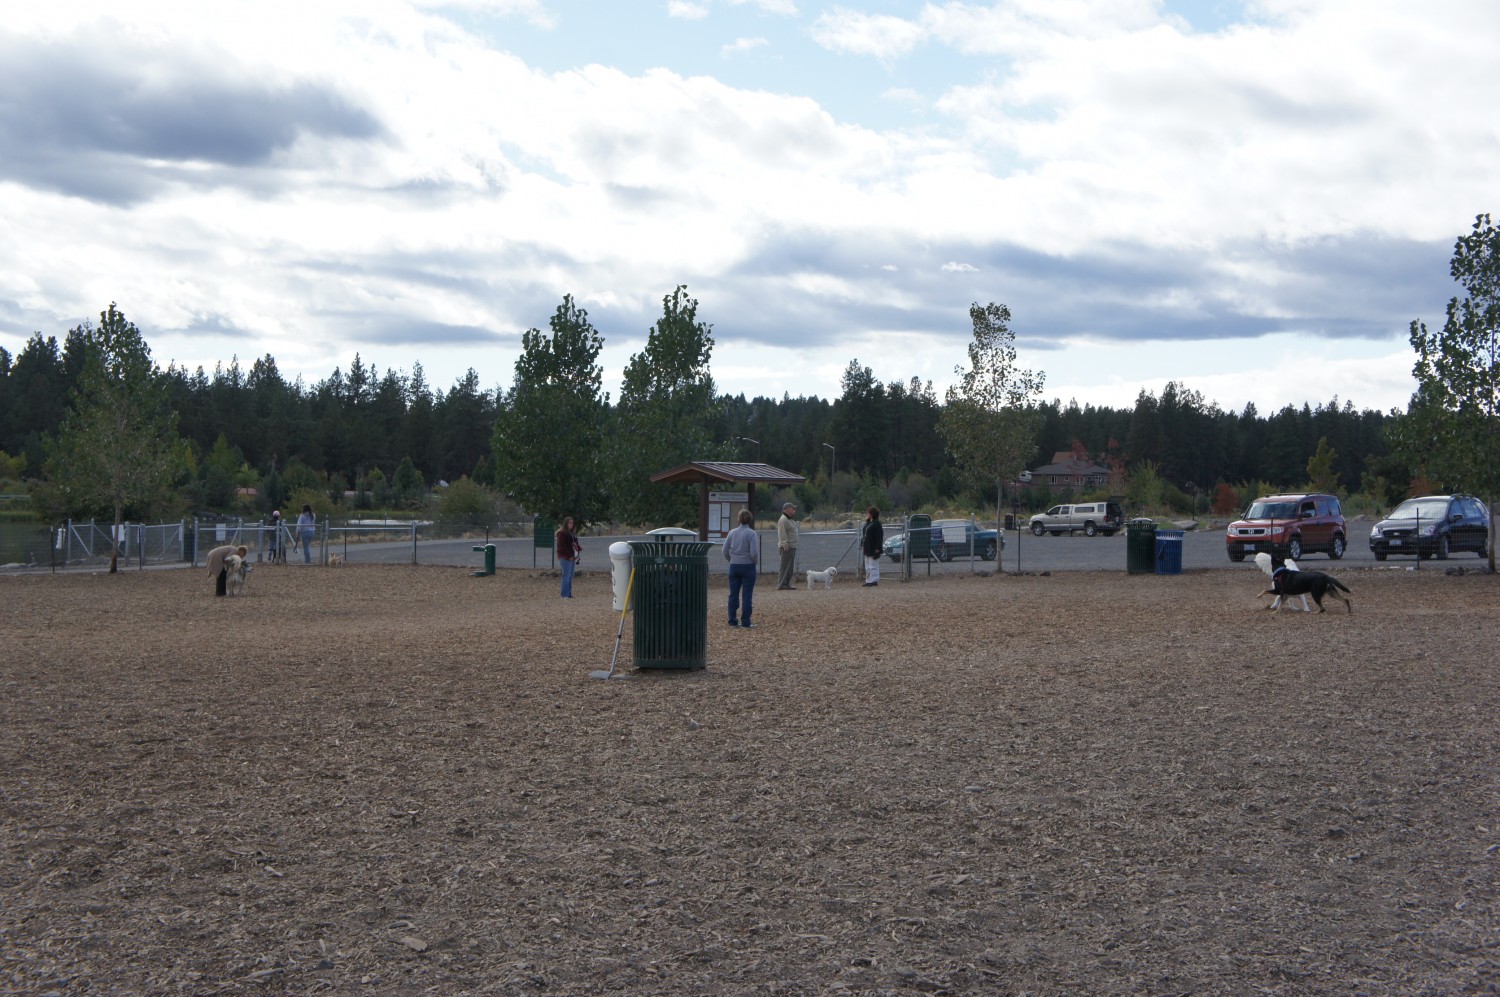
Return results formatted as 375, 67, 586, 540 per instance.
224, 553, 249, 596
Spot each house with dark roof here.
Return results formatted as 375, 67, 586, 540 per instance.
1028, 451, 1110, 492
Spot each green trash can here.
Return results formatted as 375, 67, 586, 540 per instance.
472, 543, 496, 576
629, 540, 711, 670
1127, 519, 1157, 574
1154, 529, 1184, 575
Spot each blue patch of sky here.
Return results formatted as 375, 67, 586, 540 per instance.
1160, 0, 1246, 35
444, 1, 988, 134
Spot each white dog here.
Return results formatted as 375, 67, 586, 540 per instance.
224, 553, 250, 596
806, 566, 838, 589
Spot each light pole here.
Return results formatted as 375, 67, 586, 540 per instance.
735, 436, 761, 461
822, 442, 835, 477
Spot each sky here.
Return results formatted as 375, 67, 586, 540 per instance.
2, 1, 1496, 416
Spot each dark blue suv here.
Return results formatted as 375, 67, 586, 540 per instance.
1369, 494, 1490, 560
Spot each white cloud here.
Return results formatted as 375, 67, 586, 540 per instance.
410, 0, 555, 28
810, 8, 926, 61
721, 36, 768, 58
666, 1, 709, 19
731, 0, 798, 14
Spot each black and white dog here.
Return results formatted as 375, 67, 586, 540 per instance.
1254, 552, 1352, 614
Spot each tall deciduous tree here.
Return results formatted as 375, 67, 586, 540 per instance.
1399, 212, 1500, 570
938, 303, 1045, 553
491, 295, 608, 525
46, 304, 181, 572
606, 285, 719, 526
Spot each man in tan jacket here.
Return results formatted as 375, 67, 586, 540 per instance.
776, 502, 799, 590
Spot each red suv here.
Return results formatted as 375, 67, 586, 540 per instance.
1226, 493, 1346, 562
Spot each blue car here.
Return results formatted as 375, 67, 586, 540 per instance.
1369, 494, 1489, 560
883, 519, 1003, 562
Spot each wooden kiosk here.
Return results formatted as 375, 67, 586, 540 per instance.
649, 461, 806, 540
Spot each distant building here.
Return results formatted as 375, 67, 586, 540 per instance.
1028, 451, 1109, 492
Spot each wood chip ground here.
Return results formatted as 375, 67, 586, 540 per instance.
3, 563, 1498, 995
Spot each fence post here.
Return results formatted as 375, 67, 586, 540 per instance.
411, 522, 418, 565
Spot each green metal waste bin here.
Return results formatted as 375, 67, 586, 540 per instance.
1127, 519, 1157, 574
472, 543, 496, 576
906, 514, 932, 560
1154, 529, 1184, 575
629, 540, 711, 670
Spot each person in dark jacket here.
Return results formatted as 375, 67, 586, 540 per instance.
556, 516, 582, 598
861, 506, 883, 586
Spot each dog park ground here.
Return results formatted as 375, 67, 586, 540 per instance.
3, 563, 1498, 995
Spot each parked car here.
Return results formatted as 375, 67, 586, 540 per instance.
1369, 494, 1489, 560
1225, 492, 1346, 561
1028, 499, 1124, 537
884, 519, 1003, 562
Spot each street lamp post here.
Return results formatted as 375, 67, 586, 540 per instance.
735, 436, 761, 460
822, 442, 835, 477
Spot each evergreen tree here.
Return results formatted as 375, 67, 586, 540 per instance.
606, 286, 719, 526
45, 304, 182, 571
491, 295, 608, 525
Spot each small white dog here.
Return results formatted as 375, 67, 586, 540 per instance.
806, 566, 838, 589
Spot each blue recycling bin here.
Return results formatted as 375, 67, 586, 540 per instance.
1154, 530, 1184, 575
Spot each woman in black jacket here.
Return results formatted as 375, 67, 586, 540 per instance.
861, 506, 883, 586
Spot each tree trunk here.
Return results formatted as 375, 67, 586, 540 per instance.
1490, 498, 1496, 575
109, 505, 122, 574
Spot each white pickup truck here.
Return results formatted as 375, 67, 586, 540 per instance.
1029, 500, 1124, 537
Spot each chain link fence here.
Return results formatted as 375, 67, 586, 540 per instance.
0, 517, 533, 572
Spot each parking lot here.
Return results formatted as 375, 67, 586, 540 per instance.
327, 517, 1435, 577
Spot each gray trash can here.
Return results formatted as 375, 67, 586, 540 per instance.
629, 540, 711, 670
1154, 529, 1184, 575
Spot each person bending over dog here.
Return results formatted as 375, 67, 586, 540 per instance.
205, 544, 249, 597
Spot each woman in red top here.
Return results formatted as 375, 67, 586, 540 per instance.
555, 517, 582, 598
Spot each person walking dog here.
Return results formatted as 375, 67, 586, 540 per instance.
723, 509, 760, 627
776, 502, 799, 590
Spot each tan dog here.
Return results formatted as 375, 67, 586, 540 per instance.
327, 553, 344, 566
224, 553, 250, 596
205, 544, 249, 579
